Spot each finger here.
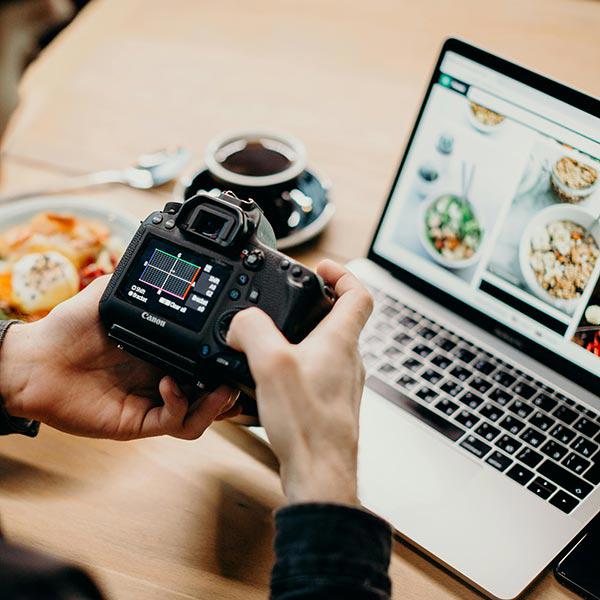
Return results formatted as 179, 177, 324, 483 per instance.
215, 403, 243, 421
177, 385, 235, 439
308, 260, 373, 341
226, 307, 287, 363
139, 376, 189, 437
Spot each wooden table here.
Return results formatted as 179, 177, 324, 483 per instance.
1, 1, 598, 598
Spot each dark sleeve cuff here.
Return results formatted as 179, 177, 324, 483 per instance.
272, 503, 392, 598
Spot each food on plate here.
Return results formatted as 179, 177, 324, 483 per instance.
0, 212, 123, 321
551, 156, 598, 203
425, 194, 482, 261
585, 304, 600, 325
469, 102, 505, 127
528, 220, 598, 300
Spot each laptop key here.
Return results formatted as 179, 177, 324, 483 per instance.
418, 326, 436, 340
473, 359, 495, 375
460, 392, 484, 412
470, 377, 493, 394
441, 380, 463, 397
571, 436, 598, 458
422, 368, 443, 384
402, 357, 422, 372
436, 398, 459, 416
492, 370, 516, 387
393, 332, 412, 346
512, 381, 536, 399
550, 424, 576, 445
509, 400, 534, 419
412, 343, 433, 358
438, 337, 457, 352
530, 411, 555, 432
506, 464, 534, 486
583, 460, 600, 485
399, 315, 418, 329
475, 422, 501, 442
455, 346, 476, 363
366, 376, 465, 442
549, 490, 579, 514
574, 417, 600, 438
378, 363, 397, 375
554, 405, 578, 425
449, 365, 470, 382
480, 403, 503, 422
540, 440, 568, 462
496, 434, 522, 455
488, 387, 512, 406
499, 415, 525, 435
486, 451, 512, 472
431, 354, 452, 370
517, 447, 543, 468
460, 435, 491, 459
533, 393, 558, 413
563, 452, 591, 475
520, 427, 545, 448
537, 460, 593, 499
381, 304, 400, 318
396, 373, 418, 390
455, 410, 479, 429
416, 386, 438, 403
527, 477, 557, 500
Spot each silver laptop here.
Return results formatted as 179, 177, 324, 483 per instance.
351, 39, 600, 599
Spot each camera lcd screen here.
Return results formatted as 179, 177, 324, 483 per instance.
118, 235, 231, 331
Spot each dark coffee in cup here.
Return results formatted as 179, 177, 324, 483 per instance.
205, 132, 307, 188
217, 140, 293, 177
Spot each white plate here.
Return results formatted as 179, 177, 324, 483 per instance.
418, 194, 484, 270
0, 197, 139, 242
519, 204, 600, 314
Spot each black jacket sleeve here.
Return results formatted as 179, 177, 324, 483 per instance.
270, 503, 392, 599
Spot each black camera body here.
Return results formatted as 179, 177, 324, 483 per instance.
99, 191, 335, 398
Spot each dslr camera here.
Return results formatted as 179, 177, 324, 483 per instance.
99, 191, 335, 402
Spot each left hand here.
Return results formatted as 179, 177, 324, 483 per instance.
0, 276, 237, 440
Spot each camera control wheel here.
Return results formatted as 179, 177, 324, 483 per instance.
216, 310, 240, 345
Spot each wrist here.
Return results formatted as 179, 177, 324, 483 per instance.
281, 455, 360, 507
0, 322, 37, 419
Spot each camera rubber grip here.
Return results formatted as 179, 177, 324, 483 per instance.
99, 225, 144, 304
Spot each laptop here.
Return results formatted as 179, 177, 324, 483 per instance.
351, 38, 600, 599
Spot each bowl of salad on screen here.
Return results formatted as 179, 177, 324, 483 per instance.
419, 193, 484, 269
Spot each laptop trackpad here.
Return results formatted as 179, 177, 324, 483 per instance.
358, 385, 482, 514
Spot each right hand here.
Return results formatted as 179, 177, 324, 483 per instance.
227, 260, 373, 505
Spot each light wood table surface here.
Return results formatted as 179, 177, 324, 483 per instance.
1, 1, 598, 598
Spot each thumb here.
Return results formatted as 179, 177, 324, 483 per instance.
226, 307, 287, 370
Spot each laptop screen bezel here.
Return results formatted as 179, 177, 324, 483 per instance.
367, 37, 600, 396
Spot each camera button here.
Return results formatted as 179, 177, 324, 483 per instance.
151, 215, 163, 225
165, 219, 176, 230
229, 289, 241, 300
237, 273, 249, 285
291, 265, 302, 278
248, 288, 260, 303
280, 259, 290, 270
200, 344, 211, 357
243, 249, 264, 270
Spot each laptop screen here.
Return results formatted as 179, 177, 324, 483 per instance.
371, 43, 600, 383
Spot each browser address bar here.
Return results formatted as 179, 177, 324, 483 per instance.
468, 87, 600, 157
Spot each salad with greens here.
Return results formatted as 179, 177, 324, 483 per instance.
424, 194, 482, 261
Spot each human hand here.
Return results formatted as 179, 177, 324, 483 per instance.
0, 276, 237, 440
227, 260, 373, 505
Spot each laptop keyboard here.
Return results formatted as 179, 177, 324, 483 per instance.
362, 285, 600, 515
